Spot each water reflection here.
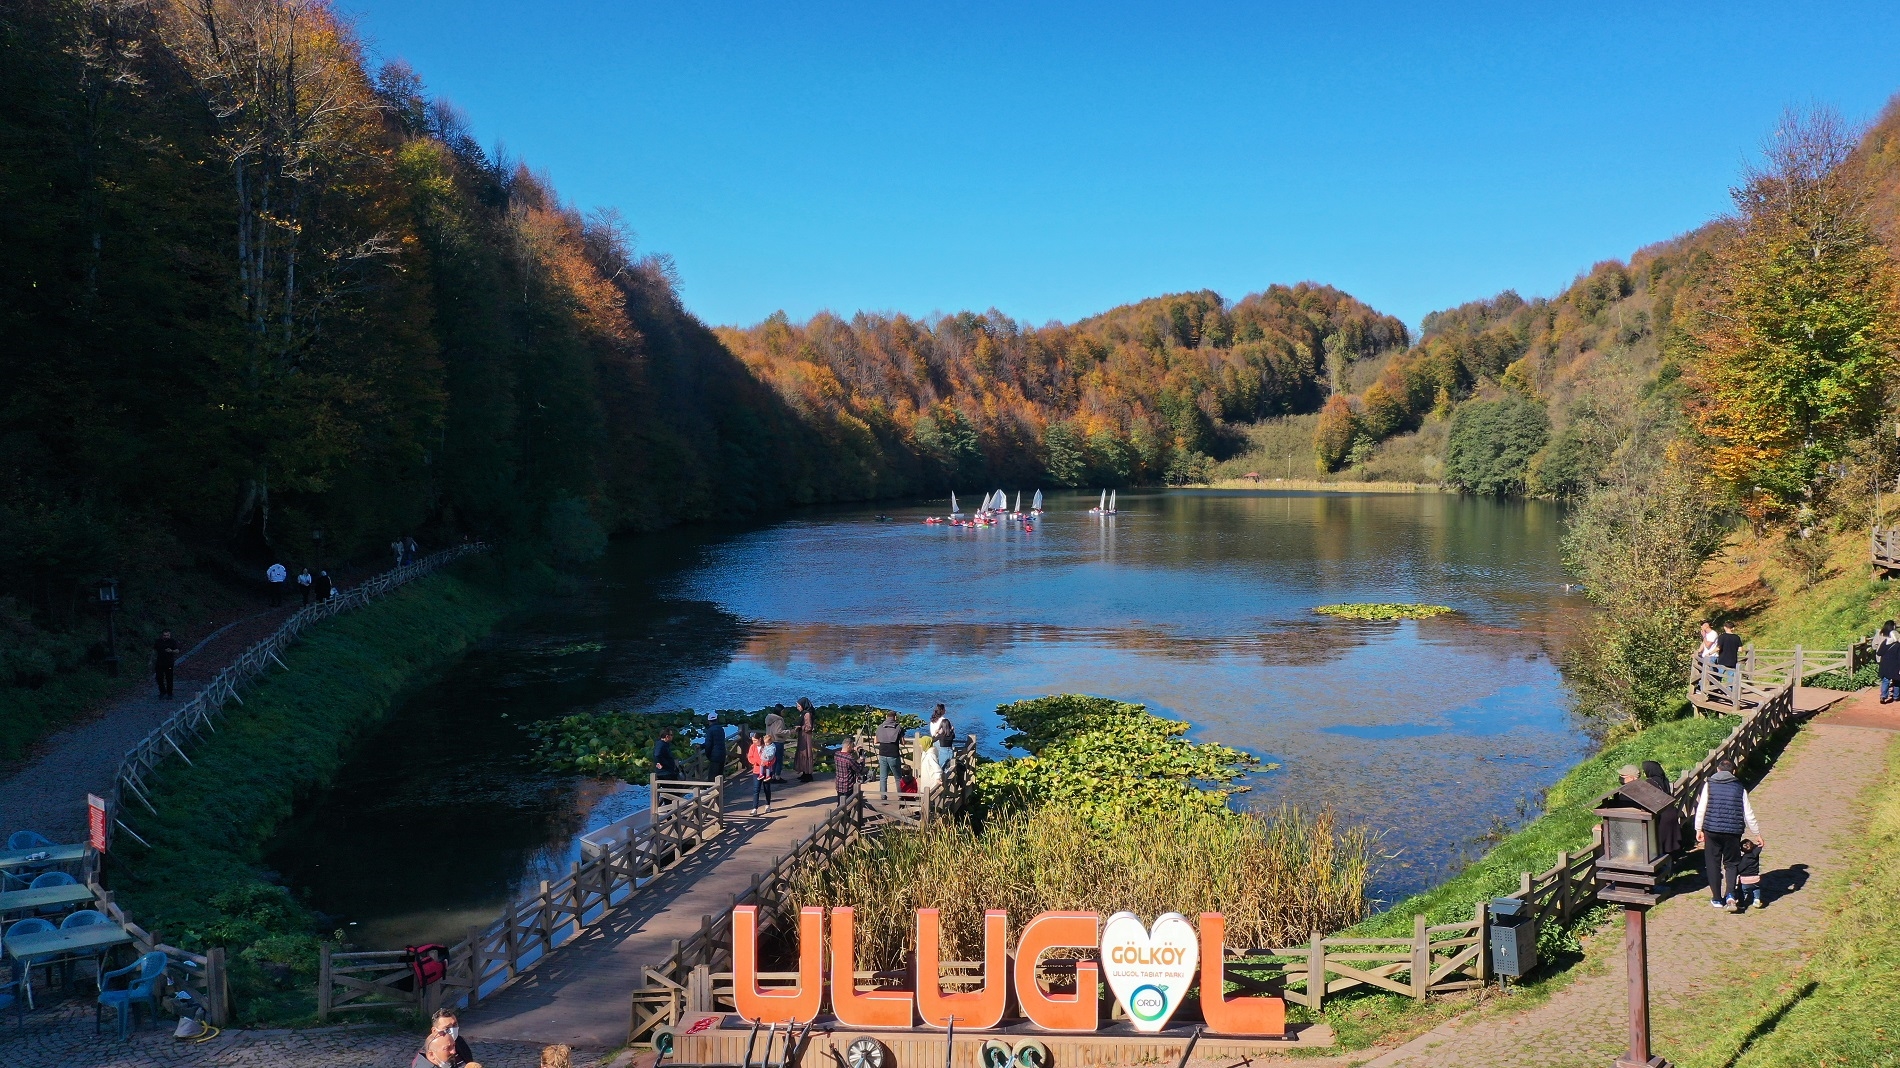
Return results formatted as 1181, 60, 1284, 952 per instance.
273, 490, 1590, 943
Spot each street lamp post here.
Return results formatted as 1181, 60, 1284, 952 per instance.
1594, 778, 1677, 1068
95, 577, 121, 677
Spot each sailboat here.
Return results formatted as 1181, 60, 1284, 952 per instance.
1106, 489, 1117, 514
1013, 491, 1022, 515
1030, 489, 1043, 515
993, 489, 1007, 512
1089, 489, 1107, 514
949, 491, 962, 517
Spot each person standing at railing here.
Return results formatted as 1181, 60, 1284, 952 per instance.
875, 710, 903, 797
1715, 623, 1743, 690
297, 566, 313, 606
1695, 623, 1718, 691
1695, 758, 1763, 913
929, 704, 957, 770
152, 630, 180, 699
405, 535, 419, 565
833, 738, 863, 807
652, 727, 681, 782
764, 705, 787, 783
1878, 620, 1900, 703
702, 711, 727, 777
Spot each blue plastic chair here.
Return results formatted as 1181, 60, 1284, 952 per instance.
96, 951, 167, 1038
6, 831, 53, 852
27, 872, 75, 916
59, 910, 111, 990
4, 919, 55, 1008
0, 960, 24, 1035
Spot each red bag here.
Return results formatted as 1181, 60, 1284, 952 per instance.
407, 944, 449, 988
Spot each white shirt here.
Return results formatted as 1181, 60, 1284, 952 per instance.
297, 572, 312, 587
267, 563, 287, 583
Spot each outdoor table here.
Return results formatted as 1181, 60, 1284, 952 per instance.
0, 843, 89, 874
0, 883, 97, 919
4, 922, 134, 1008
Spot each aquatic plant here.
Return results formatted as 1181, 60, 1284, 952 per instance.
787, 804, 1371, 970
1313, 603, 1454, 621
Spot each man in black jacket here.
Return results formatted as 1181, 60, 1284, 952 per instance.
152, 630, 180, 698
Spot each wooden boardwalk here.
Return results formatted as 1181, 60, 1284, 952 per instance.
461, 775, 846, 1048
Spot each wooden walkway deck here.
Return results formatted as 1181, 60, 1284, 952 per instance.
461, 775, 844, 1048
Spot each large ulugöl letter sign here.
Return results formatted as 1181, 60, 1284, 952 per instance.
729, 906, 1285, 1034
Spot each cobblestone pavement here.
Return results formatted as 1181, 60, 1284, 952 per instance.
0, 996, 608, 1067
1373, 721, 1893, 1068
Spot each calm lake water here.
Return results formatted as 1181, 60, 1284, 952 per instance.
271, 490, 1592, 947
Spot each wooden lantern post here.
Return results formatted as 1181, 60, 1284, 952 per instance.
1593, 779, 1676, 1068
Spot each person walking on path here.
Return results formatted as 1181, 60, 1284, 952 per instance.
315, 570, 334, 601
652, 728, 680, 781
929, 704, 956, 770
413, 1008, 482, 1068
747, 731, 776, 815
1695, 758, 1764, 912
702, 711, 726, 778
392, 538, 405, 567
764, 705, 787, 783
266, 561, 287, 606
875, 711, 903, 797
152, 630, 180, 698
1879, 620, 1900, 703
406, 535, 420, 564
297, 566, 313, 606
793, 698, 817, 783
833, 738, 862, 807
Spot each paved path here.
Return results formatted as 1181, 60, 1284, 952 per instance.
1812, 684, 1900, 731
463, 775, 849, 1049
0, 605, 301, 841
1370, 714, 1895, 1068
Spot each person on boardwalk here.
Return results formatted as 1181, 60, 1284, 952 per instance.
1695, 622, 1718, 690
392, 538, 405, 567
794, 697, 817, 782
748, 731, 776, 815
834, 738, 862, 807
266, 561, 287, 606
297, 566, 313, 606
703, 711, 726, 777
152, 630, 180, 698
652, 727, 680, 781
1695, 758, 1764, 912
1641, 759, 1684, 854
405, 535, 420, 564
929, 703, 956, 769
1879, 620, 1900, 703
413, 1008, 482, 1068
764, 705, 787, 783
314, 570, 334, 601
1714, 623, 1743, 687
875, 710, 903, 796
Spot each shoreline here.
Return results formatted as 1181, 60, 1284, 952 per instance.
1188, 477, 1446, 493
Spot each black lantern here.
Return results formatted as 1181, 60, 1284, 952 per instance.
95, 578, 121, 676
1594, 778, 1676, 1068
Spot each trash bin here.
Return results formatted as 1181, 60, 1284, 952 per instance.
1488, 897, 1538, 978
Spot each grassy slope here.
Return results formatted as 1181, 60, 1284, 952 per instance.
113, 561, 529, 1022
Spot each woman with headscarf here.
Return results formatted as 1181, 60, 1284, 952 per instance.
1641, 759, 1683, 855
793, 697, 817, 783
1879, 621, 1900, 703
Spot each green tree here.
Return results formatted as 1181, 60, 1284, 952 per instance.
1042, 423, 1088, 486
1444, 397, 1549, 495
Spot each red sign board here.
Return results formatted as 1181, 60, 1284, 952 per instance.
87, 793, 108, 853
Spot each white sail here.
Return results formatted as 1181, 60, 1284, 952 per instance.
995, 489, 1007, 511
1098, 489, 1107, 510
1032, 489, 1042, 510
1014, 491, 1021, 512
950, 491, 960, 515
1109, 490, 1117, 511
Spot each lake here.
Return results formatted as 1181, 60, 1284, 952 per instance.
270, 489, 1591, 948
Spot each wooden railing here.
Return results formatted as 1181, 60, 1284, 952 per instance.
317, 776, 726, 1020
1874, 525, 1900, 572
108, 542, 488, 849
1689, 639, 1871, 714
84, 882, 230, 1026
626, 738, 982, 1044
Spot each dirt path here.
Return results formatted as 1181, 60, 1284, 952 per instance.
1368, 716, 1895, 1068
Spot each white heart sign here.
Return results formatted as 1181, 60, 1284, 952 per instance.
1099, 911, 1199, 1033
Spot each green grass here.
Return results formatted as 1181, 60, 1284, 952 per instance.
1306, 713, 1735, 1050
111, 560, 533, 1024
1648, 735, 1900, 1068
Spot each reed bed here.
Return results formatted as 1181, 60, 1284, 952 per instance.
787, 803, 1371, 969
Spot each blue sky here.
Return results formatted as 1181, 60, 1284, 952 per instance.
341, 1, 1900, 330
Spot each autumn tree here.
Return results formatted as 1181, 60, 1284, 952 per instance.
1313, 395, 1358, 472
1679, 109, 1900, 522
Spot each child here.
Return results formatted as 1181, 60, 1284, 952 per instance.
1735, 838, 1763, 911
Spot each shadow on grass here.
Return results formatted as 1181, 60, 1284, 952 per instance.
1718, 979, 1817, 1068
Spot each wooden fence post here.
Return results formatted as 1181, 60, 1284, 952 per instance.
1557, 850, 1573, 922
317, 944, 332, 1022
204, 946, 230, 1027
1475, 902, 1491, 984
1307, 932, 1325, 1012
1411, 914, 1429, 1001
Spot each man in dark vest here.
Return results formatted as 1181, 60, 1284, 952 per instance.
1694, 758, 1763, 912
152, 630, 180, 699
703, 711, 727, 778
